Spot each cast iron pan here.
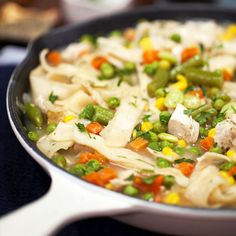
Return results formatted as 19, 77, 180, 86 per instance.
2, 5, 236, 236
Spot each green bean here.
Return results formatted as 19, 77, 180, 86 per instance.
159, 51, 177, 64
158, 133, 178, 143
144, 61, 159, 75
191, 104, 211, 118
93, 105, 114, 125
170, 55, 206, 79
183, 68, 223, 88
123, 185, 139, 196
24, 103, 43, 128
147, 68, 170, 97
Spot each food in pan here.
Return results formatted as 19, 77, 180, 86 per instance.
22, 20, 236, 208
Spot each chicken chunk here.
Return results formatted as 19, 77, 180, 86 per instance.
223, 81, 236, 101
168, 104, 199, 144
215, 114, 236, 150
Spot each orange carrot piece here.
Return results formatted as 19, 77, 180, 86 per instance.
79, 151, 108, 164
128, 137, 149, 151
47, 50, 61, 66
199, 137, 214, 151
154, 194, 162, 203
142, 49, 159, 64
228, 166, 236, 176
86, 122, 103, 134
188, 89, 204, 98
178, 162, 195, 177
98, 167, 117, 185
223, 69, 233, 81
83, 172, 103, 186
181, 47, 199, 62
91, 56, 107, 69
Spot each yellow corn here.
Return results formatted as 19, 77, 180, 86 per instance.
208, 128, 216, 138
219, 171, 235, 185
171, 74, 188, 91
141, 122, 153, 132
105, 183, 113, 190
226, 150, 236, 159
177, 139, 187, 148
162, 147, 178, 158
139, 37, 154, 51
155, 97, 166, 111
164, 193, 180, 205
63, 115, 75, 123
221, 24, 236, 41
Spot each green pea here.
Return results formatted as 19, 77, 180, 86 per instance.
155, 87, 166, 98
152, 120, 167, 134
157, 158, 172, 168
161, 140, 174, 149
143, 192, 154, 201
27, 131, 39, 142
164, 175, 175, 189
159, 111, 171, 125
170, 33, 181, 43
109, 30, 122, 37
144, 61, 159, 75
24, 103, 43, 128
85, 160, 103, 174
46, 123, 57, 134
142, 176, 155, 184
123, 185, 139, 196
164, 90, 184, 109
100, 63, 115, 79
124, 62, 136, 74
213, 99, 225, 111
183, 94, 201, 109
52, 155, 67, 168
149, 131, 158, 142
69, 163, 86, 176
209, 146, 222, 154
107, 97, 120, 109
189, 146, 201, 156
174, 147, 186, 156
206, 87, 220, 98
219, 162, 235, 171
148, 142, 162, 152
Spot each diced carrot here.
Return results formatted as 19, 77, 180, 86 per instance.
228, 166, 236, 176
86, 122, 103, 134
78, 151, 108, 164
47, 50, 61, 66
177, 162, 195, 177
149, 175, 164, 193
91, 56, 107, 69
181, 47, 199, 62
98, 167, 117, 185
188, 89, 204, 98
124, 28, 135, 41
223, 69, 233, 81
199, 137, 214, 151
84, 172, 103, 186
154, 194, 162, 203
128, 137, 149, 151
84, 167, 117, 187
142, 49, 159, 64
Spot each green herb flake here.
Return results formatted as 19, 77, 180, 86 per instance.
49, 92, 58, 104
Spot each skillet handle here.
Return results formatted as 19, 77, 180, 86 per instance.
0, 169, 134, 236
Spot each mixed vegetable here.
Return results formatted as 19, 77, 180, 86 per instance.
23, 20, 236, 208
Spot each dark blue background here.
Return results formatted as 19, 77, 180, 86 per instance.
0, 66, 167, 235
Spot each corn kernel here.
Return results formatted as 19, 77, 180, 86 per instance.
105, 183, 113, 190
162, 147, 178, 158
226, 150, 236, 159
141, 122, 153, 132
177, 139, 187, 148
221, 24, 236, 41
63, 115, 75, 123
139, 37, 154, 50
164, 193, 180, 205
219, 171, 235, 185
171, 74, 188, 91
208, 128, 216, 138
155, 97, 166, 111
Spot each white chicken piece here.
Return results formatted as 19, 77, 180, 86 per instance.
215, 114, 236, 150
168, 103, 199, 144
209, 55, 236, 71
223, 81, 236, 101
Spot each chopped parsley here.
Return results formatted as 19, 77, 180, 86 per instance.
76, 122, 86, 132
49, 92, 58, 104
